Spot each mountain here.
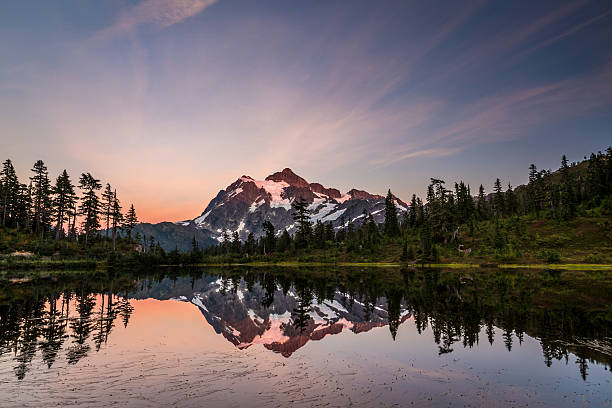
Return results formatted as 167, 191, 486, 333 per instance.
176, 168, 407, 244
135, 168, 407, 251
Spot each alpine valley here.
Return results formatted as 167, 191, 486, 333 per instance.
133, 168, 408, 251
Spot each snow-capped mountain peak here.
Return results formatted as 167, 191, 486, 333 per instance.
177, 168, 407, 242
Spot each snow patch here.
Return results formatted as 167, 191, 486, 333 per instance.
194, 211, 211, 225
226, 187, 243, 199
241, 177, 292, 210
191, 296, 208, 312
249, 199, 264, 213
236, 220, 246, 233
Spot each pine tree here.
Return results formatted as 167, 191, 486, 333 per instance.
504, 183, 517, 216
110, 190, 123, 251
528, 164, 542, 215
560, 155, 575, 218
277, 229, 292, 252
245, 232, 256, 255
122, 204, 139, 243
220, 229, 230, 253
14, 183, 32, 229
493, 178, 504, 217
262, 221, 275, 254
477, 185, 488, 220
30, 160, 52, 234
408, 194, 418, 228
52, 170, 77, 240
384, 189, 400, 237
324, 222, 334, 242
78, 173, 102, 245
1, 159, 19, 227
292, 197, 312, 249
231, 231, 241, 253
313, 220, 325, 249
101, 183, 114, 239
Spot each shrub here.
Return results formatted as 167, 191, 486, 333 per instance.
539, 250, 561, 263
583, 253, 606, 264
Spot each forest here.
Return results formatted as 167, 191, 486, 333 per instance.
201, 147, 612, 265
1, 147, 611, 268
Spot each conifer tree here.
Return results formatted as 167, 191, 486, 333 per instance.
262, 221, 276, 253
122, 204, 139, 243
30, 160, 52, 234
110, 190, 123, 251
313, 220, 325, 249
220, 229, 230, 253
14, 183, 32, 229
1, 159, 19, 227
78, 172, 102, 245
504, 183, 517, 216
493, 178, 504, 217
324, 222, 334, 242
477, 185, 488, 220
292, 197, 312, 249
560, 155, 575, 217
383, 189, 400, 237
101, 183, 114, 239
277, 229, 292, 252
231, 231, 241, 253
408, 194, 418, 228
52, 170, 77, 240
245, 232, 256, 255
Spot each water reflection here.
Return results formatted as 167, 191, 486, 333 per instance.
0, 267, 610, 382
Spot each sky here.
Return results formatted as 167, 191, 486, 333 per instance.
1, 0, 611, 223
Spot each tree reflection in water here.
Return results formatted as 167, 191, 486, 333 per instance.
0, 266, 610, 381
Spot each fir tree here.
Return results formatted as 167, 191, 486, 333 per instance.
504, 183, 517, 216
493, 178, 504, 217
262, 221, 275, 254
560, 155, 575, 218
292, 197, 312, 249
110, 190, 123, 251
245, 232, 256, 255
30, 160, 52, 234
384, 189, 400, 237
408, 194, 418, 228
52, 170, 77, 240
324, 221, 334, 242
477, 184, 488, 220
101, 183, 114, 239
231, 231, 241, 253
277, 229, 292, 252
122, 204, 139, 242
1, 159, 19, 227
313, 220, 326, 249
78, 173, 102, 245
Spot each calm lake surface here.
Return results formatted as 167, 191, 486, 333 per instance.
1, 267, 610, 407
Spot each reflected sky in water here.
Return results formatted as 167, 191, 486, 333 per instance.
0, 267, 610, 407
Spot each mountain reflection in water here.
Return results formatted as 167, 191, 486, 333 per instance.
0, 267, 610, 385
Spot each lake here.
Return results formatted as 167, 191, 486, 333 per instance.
1, 267, 610, 407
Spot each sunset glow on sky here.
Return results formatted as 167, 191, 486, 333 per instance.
2, 0, 611, 222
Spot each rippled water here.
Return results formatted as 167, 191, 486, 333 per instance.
1, 267, 610, 407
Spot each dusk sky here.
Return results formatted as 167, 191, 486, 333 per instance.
2, 0, 611, 223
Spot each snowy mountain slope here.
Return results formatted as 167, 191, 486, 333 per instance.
177, 168, 408, 242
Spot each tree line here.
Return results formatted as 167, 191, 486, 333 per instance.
201, 147, 611, 261
0, 158, 139, 250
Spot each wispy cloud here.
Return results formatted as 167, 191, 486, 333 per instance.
92, 0, 217, 42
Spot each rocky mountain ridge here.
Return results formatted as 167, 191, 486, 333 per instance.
133, 168, 407, 250
176, 168, 407, 243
